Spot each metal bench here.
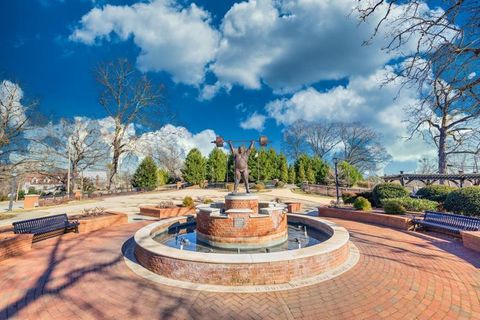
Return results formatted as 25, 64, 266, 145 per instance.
412, 211, 480, 235
13, 214, 79, 242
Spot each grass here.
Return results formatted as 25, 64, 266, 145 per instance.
0, 213, 15, 220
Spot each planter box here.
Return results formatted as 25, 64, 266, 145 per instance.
139, 206, 195, 219
24, 194, 40, 209
0, 233, 33, 262
77, 211, 128, 233
461, 231, 480, 253
318, 206, 412, 230
285, 202, 302, 213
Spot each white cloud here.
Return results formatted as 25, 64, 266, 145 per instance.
136, 124, 216, 158
0, 80, 27, 128
240, 112, 267, 131
70, 0, 220, 85
265, 66, 434, 162
211, 0, 418, 92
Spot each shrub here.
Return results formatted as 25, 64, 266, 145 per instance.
444, 186, 480, 217
372, 183, 409, 206
182, 196, 194, 207
357, 191, 374, 205
382, 197, 438, 212
254, 182, 266, 191
17, 190, 25, 200
0, 194, 8, 201
416, 185, 456, 202
226, 183, 234, 192
353, 197, 372, 211
275, 181, 285, 188
28, 187, 38, 195
203, 198, 214, 204
341, 192, 357, 204
383, 201, 406, 215
157, 201, 176, 209
356, 181, 370, 188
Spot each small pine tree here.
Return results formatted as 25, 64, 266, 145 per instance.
288, 165, 296, 184
297, 161, 306, 183
157, 168, 170, 186
207, 148, 228, 182
306, 165, 316, 183
182, 148, 207, 185
132, 156, 158, 191
278, 154, 289, 182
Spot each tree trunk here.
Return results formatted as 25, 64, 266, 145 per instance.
107, 149, 120, 191
438, 128, 447, 177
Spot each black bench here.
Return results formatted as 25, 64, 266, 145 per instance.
412, 211, 480, 235
13, 214, 79, 242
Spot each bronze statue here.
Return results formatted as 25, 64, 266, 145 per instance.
228, 140, 255, 193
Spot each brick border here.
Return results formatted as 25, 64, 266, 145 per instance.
0, 233, 33, 262
318, 206, 412, 230
133, 214, 351, 286
77, 211, 128, 233
139, 205, 195, 218
461, 231, 480, 253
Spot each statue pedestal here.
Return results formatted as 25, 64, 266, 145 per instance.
196, 193, 288, 250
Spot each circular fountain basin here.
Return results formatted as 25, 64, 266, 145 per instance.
134, 214, 352, 286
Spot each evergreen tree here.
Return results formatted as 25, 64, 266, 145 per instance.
157, 168, 170, 186
206, 148, 228, 182
267, 148, 278, 179
306, 165, 316, 183
310, 156, 330, 184
182, 148, 207, 185
278, 154, 289, 182
288, 165, 296, 184
226, 153, 235, 182
295, 154, 309, 183
247, 146, 260, 182
131, 156, 158, 191
338, 161, 363, 187
258, 148, 270, 180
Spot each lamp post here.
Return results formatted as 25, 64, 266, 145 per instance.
333, 158, 340, 205
255, 152, 259, 182
66, 136, 72, 197
8, 171, 17, 212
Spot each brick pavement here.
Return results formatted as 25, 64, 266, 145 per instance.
0, 218, 478, 320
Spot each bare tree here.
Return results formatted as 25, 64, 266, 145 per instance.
408, 79, 480, 173
150, 142, 184, 180
0, 80, 38, 180
282, 120, 307, 161
336, 122, 391, 173
95, 59, 164, 190
356, 0, 480, 172
303, 121, 341, 159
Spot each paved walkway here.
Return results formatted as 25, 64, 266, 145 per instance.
0, 188, 331, 226
0, 218, 478, 319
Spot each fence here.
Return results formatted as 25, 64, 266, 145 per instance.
302, 183, 371, 197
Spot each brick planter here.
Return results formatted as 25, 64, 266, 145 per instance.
139, 206, 195, 219
318, 206, 412, 230
461, 231, 480, 253
77, 211, 128, 233
24, 194, 40, 209
0, 233, 33, 262
285, 202, 302, 213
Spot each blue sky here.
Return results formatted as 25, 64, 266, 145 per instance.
0, 0, 440, 174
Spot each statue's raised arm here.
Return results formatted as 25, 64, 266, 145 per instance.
247, 140, 255, 155
228, 140, 236, 154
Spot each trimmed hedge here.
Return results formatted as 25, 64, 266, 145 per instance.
383, 201, 406, 215
182, 196, 194, 207
353, 197, 372, 211
372, 183, 409, 206
381, 197, 438, 212
416, 185, 457, 202
444, 186, 480, 217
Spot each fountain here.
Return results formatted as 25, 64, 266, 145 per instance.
130, 136, 358, 289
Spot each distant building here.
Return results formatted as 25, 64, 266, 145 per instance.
22, 173, 65, 194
